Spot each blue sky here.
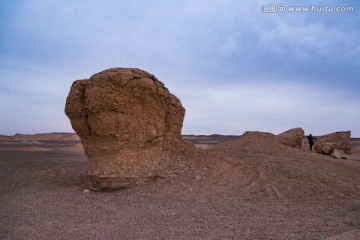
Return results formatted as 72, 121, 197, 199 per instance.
1, 0, 359, 136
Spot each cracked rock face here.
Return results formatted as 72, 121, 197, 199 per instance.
314, 131, 351, 155
277, 127, 304, 148
65, 68, 185, 189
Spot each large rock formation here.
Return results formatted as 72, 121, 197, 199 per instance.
314, 131, 351, 156
65, 68, 186, 189
277, 127, 304, 148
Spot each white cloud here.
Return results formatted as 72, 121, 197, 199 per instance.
254, 8, 360, 60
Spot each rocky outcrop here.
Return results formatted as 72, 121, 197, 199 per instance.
65, 68, 186, 190
243, 131, 274, 137
314, 131, 351, 155
277, 127, 304, 148
317, 142, 336, 155
242, 128, 305, 150
331, 149, 347, 159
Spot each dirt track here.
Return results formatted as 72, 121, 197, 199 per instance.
0, 134, 359, 239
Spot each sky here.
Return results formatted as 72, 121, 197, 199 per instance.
0, 0, 359, 137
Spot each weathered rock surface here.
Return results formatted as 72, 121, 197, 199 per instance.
318, 142, 336, 155
235, 128, 305, 152
314, 131, 351, 155
331, 149, 347, 159
277, 127, 304, 148
65, 68, 187, 189
243, 131, 274, 137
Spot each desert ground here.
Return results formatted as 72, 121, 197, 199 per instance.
0, 133, 359, 240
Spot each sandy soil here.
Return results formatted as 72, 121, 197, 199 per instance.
0, 133, 359, 239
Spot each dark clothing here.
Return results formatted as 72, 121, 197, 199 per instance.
307, 135, 316, 151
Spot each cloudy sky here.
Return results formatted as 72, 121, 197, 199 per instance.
1, 0, 359, 136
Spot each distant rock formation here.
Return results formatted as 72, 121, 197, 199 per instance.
243, 131, 274, 137
277, 127, 304, 148
65, 68, 186, 190
243, 128, 304, 149
241, 128, 305, 149
314, 131, 351, 158
12, 133, 81, 141
211, 129, 305, 157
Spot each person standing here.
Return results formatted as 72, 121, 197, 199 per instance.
307, 134, 316, 151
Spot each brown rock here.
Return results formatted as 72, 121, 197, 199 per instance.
243, 131, 274, 137
314, 131, 351, 155
277, 127, 304, 148
301, 138, 310, 151
65, 68, 186, 190
331, 149, 347, 159
318, 142, 336, 155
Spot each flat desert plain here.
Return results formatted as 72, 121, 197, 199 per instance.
0, 133, 359, 240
